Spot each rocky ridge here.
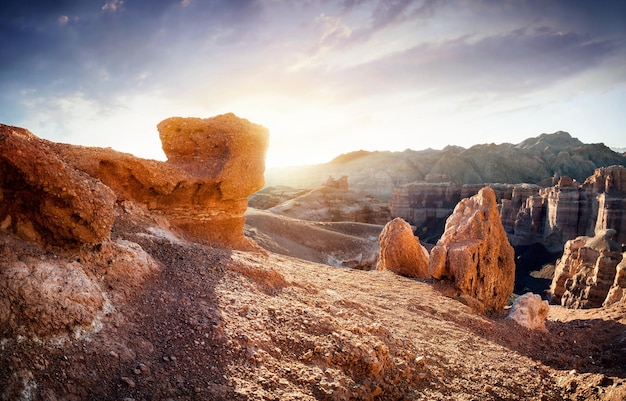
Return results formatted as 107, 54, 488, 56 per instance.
265, 131, 626, 200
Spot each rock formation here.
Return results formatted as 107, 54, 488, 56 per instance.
0, 125, 116, 246
376, 217, 429, 278
604, 255, 626, 307
549, 229, 623, 309
507, 293, 550, 331
429, 187, 516, 312
53, 113, 269, 248
0, 114, 268, 337
388, 165, 626, 253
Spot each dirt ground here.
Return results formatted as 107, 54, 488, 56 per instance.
1, 206, 625, 400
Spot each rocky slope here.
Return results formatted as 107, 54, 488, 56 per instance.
1, 120, 626, 400
265, 131, 626, 200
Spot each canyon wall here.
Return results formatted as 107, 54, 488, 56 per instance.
389, 165, 626, 250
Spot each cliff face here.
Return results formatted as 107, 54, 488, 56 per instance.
390, 165, 626, 251
549, 229, 624, 309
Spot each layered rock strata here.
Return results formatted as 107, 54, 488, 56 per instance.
53, 113, 269, 248
549, 229, 623, 309
390, 165, 626, 251
429, 187, 516, 312
376, 217, 429, 278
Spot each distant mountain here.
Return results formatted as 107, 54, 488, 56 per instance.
264, 131, 626, 200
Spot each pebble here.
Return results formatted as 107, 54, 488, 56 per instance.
109, 351, 119, 359
121, 376, 136, 388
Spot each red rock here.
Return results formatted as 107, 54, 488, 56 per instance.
429, 187, 516, 312
52, 113, 269, 248
376, 218, 429, 278
550, 229, 623, 308
0, 124, 116, 246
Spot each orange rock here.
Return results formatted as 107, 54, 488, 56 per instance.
429, 187, 515, 312
52, 113, 269, 248
376, 218, 429, 278
0, 124, 116, 246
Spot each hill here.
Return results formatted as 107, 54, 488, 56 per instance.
265, 131, 626, 199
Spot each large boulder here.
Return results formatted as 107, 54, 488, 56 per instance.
506, 293, 549, 331
429, 187, 516, 312
549, 229, 623, 308
0, 124, 116, 246
376, 218, 429, 278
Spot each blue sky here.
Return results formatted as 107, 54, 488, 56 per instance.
1, 0, 625, 166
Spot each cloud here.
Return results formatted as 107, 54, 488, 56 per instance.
102, 0, 124, 12
332, 26, 623, 99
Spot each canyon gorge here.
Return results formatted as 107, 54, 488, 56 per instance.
0, 118, 625, 400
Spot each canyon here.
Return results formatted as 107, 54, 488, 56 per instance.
0, 119, 625, 400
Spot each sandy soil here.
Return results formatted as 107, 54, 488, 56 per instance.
1, 207, 625, 400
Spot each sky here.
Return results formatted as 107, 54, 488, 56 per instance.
1, 0, 625, 167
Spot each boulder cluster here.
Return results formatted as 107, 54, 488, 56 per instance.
377, 187, 518, 314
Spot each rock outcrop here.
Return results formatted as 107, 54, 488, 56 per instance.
604, 255, 626, 306
0, 125, 116, 246
0, 114, 268, 337
429, 187, 516, 312
53, 113, 269, 248
549, 229, 623, 309
506, 293, 550, 331
376, 218, 429, 278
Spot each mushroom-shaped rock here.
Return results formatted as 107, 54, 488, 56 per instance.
158, 113, 269, 199
507, 293, 550, 331
376, 218, 429, 278
0, 124, 115, 246
429, 187, 515, 312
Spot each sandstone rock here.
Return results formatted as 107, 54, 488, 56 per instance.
550, 229, 623, 308
376, 218, 429, 278
429, 187, 516, 312
157, 113, 268, 199
390, 165, 626, 252
0, 124, 116, 246
52, 113, 269, 248
507, 293, 550, 331
604, 254, 626, 307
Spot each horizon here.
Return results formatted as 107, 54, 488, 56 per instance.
1, 0, 625, 167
